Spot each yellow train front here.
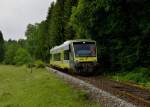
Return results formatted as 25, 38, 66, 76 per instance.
50, 39, 97, 75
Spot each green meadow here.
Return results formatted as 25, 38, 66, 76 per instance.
0, 65, 100, 107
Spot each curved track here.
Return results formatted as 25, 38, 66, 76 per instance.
76, 76, 150, 107
47, 66, 150, 107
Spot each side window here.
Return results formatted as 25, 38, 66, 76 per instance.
64, 50, 69, 60
54, 53, 61, 61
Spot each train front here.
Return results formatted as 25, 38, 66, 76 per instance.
73, 41, 97, 74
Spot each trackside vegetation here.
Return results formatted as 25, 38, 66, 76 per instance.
111, 67, 150, 88
0, 65, 100, 107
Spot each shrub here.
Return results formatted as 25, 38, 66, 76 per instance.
139, 68, 150, 80
14, 48, 32, 65
112, 67, 150, 84
35, 60, 45, 68
4, 44, 19, 65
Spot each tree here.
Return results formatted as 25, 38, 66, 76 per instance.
35, 21, 49, 62
70, 0, 150, 70
48, 0, 65, 47
14, 48, 32, 65
4, 41, 20, 65
64, 0, 78, 40
0, 31, 5, 62
46, 2, 55, 49
25, 24, 39, 59
18, 39, 26, 48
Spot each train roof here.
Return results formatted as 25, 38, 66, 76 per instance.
50, 39, 96, 53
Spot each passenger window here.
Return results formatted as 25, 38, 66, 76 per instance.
54, 53, 61, 61
64, 50, 69, 60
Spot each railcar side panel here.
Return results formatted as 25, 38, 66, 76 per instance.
50, 39, 98, 74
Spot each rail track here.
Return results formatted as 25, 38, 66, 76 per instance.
47, 67, 150, 107
77, 76, 150, 107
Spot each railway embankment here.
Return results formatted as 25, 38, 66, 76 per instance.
47, 67, 139, 107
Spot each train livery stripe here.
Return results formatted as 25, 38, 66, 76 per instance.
50, 61, 70, 69
74, 57, 97, 62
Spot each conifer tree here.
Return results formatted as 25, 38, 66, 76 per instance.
48, 0, 65, 47
64, 0, 78, 40
0, 31, 5, 62
47, 2, 55, 49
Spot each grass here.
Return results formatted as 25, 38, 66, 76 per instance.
0, 65, 100, 107
111, 67, 150, 88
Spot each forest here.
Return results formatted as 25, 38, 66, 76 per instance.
0, 0, 149, 72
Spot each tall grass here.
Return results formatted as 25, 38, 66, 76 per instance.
112, 67, 150, 88
0, 65, 100, 107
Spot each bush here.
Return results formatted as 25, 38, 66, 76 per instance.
14, 48, 32, 65
137, 68, 150, 81
35, 60, 45, 68
112, 67, 150, 84
4, 44, 19, 65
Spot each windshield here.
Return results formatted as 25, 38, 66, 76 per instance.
73, 42, 96, 57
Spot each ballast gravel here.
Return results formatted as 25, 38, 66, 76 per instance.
47, 67, 136, 107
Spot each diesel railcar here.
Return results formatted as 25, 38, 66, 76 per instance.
50, 39, 97, 74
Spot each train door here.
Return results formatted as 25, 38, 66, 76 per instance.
69, 44, 75, 71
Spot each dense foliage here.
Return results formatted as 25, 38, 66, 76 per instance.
1, 0, 149, 71
112, 67, 150, 87
14, 48, 32, 65
25, 0, 149, 71
4, 40, 31, 65
71, 0, 150, 70
0, 31, 5, 62
25, 0, 78, 62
